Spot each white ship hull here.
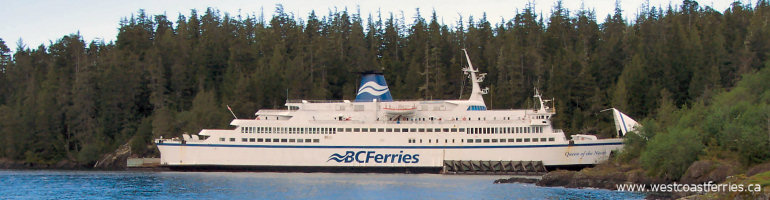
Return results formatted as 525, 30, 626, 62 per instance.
156, 50, 636, 173
157, 138, 622, 171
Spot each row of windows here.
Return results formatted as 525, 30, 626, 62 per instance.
240, 126, 543, 134
466, 137, 555, 143
340, 127, 467, 133
407, 137, 556, 144
241, 127, 336, 135
383, 116, 527, 121
467, 126, 543, 134
219, 137, 320, 143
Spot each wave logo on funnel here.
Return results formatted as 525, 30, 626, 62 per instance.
357, 81, 389, 96
355, 72, 393, 102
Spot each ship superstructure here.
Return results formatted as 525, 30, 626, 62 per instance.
156, 50, 636, 173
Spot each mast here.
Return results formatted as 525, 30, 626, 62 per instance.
462, 49, 488, 105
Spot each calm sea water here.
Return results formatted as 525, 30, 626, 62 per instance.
0, 170, 643, 199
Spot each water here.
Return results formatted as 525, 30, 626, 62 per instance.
0, 170, 644, 199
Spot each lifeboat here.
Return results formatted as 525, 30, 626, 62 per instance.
383, 106, 416, 115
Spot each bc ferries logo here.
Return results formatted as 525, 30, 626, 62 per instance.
355, 73, 393, 102
357, 81, 390, 96
328, 151, 420, 163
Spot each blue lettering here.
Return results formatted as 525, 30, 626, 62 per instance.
344, 151, 355, 163
402, 154, 412, 163
355, 151, 367, 163
366, 151, 376, 163
328, 150, 420, 164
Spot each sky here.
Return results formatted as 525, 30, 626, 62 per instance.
0, 0, 739, 50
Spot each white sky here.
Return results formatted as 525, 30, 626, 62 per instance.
0, 0, 738, 49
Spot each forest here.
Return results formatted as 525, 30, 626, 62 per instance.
0, 0, 769, 180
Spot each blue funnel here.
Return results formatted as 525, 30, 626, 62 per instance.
355, 72, 393, 102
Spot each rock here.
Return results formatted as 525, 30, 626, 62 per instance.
494, 177, 540, 184
536, 170, 577, 187
746, 162, 770, 177
0, 158, 25, 169
54, 159, 81, 169
680, 160, 736, 184
93, 143, 131, 170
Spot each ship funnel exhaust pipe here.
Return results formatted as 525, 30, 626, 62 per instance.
355, 71, 393, 102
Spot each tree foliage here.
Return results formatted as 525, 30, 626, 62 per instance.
0, 1, 769, 168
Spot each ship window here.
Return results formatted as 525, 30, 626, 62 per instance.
220, 138, 225, 142
541, 138, 547, 142
280, 139, 287, 143
452, 139, 455, 143
394, 128, 401, 132
435, 128, 441, 132
289, 139, 296, 142
467, 139, 474, 143
386, 128, 393, 132
428, 139, 431, 143
249, 138, 255, 142
508, 139, 515, 142
426, 128, 432, 132
258, 138, 264, 142
362, 128, 369, 132
230, 138, 235, 142
451, 128, 457, 132
403, 128, 409, 132
354, 128, 360, 132
483, 139, 490, 143
336, 128, 342, 132
491, 139, 498, 143
305, 139, 312, 143
524, 138, 530, 142
419, 139, 422, 143
313, 139, 319, 143
516, 138, 523, 142
475, 139, 482, 143
443, 128, 449, 132
378, 128, 384, 132
549, 138, 555, 142
297, 138, 303, 143
419, 128, 425, 132
532, 138, 538, 142
410, 128, 417, 132
345, 128, 352, 132
265, 138, 271, 142
459, 128, 465, 133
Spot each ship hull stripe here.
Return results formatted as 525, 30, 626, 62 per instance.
156, 142, 622, 149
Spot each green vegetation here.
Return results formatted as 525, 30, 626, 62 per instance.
0, 0, 769, 175
627, 66, 770, 181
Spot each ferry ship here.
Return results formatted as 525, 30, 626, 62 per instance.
155, 50, 639, 173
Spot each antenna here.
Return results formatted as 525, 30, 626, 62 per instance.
227, 105, 238, 119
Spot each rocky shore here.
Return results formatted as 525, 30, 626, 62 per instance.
0, 142, 138, 171
495, 160, 770, 199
